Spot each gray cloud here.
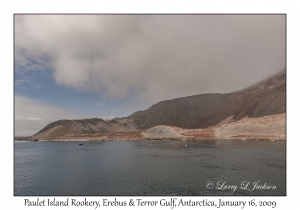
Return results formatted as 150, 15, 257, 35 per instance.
15, 15, 285, 107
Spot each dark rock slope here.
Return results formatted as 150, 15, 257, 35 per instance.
125, 69, 286, 129
29, 70, 286, 140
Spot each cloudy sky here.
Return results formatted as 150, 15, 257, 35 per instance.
14, 14, 285, 136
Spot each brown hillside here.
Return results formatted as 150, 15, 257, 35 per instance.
126, 70, 286, 129
29, 70, 286, 140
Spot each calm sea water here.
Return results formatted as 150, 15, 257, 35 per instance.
14, 140, 285, 196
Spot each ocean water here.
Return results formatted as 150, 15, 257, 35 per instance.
14, 140, 286, 196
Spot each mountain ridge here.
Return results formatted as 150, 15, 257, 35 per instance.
124, 69, 285, 129
23, 70, 286, 140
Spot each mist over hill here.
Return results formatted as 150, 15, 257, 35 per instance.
124, 69, 285, 129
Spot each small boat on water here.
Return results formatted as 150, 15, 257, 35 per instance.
79, 143, 83, 145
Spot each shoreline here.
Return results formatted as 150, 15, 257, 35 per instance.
17, 114, 286, 143
14, 137, 286, 142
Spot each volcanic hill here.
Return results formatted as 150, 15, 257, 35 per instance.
25, 70, 286, 141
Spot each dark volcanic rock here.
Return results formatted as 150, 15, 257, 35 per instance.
126, 69, 286, 129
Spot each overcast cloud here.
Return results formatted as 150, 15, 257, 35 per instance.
15, 15, 285, 104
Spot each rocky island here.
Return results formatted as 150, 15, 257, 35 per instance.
16, 70, 286, 141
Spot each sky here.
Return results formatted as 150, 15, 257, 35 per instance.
14, 14, 286, 136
